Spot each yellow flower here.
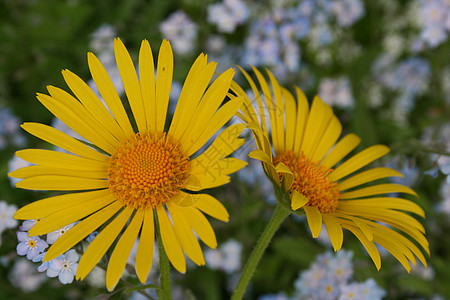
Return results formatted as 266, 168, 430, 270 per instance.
10, 38, 246, 290
233, 66, 429, 272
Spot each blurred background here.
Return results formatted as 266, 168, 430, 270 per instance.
0, 0, 449, 299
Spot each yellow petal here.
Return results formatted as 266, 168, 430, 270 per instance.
88, 52, 134, 136
323, 214, 343, 252
138, 40, 156, 131
301, 97, 333, 159
171, 192, 202, 207
283, 87, 297, 151
169, 54, 214, 140
328, 145, 390, 181
183, 206, 217, 249
320, 133, 361, 170
29, 193, 116, 236
193, 194, 229, 222
136, 208, 155, 283
45, 201, 122, 261
311, 116, 342, 163
304, 206, 322, 238
266, 69, 285, 154
156, 205, 186, 273
9, 165, 107, 180
291, 191, 309, 210
106, 210, 144, 291
167, 202, 205, 266
14, 189, 110, 220
293, 87, 309, 154
37, 92, 116, 154
16, 149, 106, 171
77, 207, 133, 280
338, 198, 425, 217
275, 162, 294, 191
337, 167, 404, 191
114, 38, 147, 132
21, 122, 108, 162
350, 216, 374, 241
155, 40, 173, 132
16, 175, 108, 191
62, 69, 124, 141
339, 183, 418, 199
340, 222, 381, 270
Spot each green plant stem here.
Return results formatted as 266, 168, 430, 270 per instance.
155, 213, 171, 300
231, 203, 291, 300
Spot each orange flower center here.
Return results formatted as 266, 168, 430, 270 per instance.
274, 150, 340, 214
108, 132, 189, 209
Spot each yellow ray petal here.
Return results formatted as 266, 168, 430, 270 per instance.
29, 193, 116, 236
138, 39, 156, 132
106, 210, 144, 291
320, 133, 361, 170
266, 69, 285, 154
9, 165, 107, 180
337, 168, 404, 191
339, 183, 418, 199
369, 221, 428, 266
275, 162, 294, 191
236, 66, 268, 136
167, 202, 205, 266
184, 96, 244, 156
62, 69, 124, 141
16, 175, 108, 191
335, 207, 425, 233
114, 38, 147, 132
323, 214, 343, 251
293, 87, 309, 154
372, 233, 412, 272
77, 207, 134, 280
340, 223, 381, 270
156, 205, 186, 273
291, 191, 309, 210
45, 201, 122, 261
338, 198, 425, 217
182, 206, 217, 249
46, 86, 119, 151
282, 87, 297, 152
14, 189, 110, 220
88, 52, 134, 136
155, 40, 173, 132
304, 206, 322, 238
171, 192, 202, 207
328, 145, 390, 181
302, 97, 333, 159
37, 92, 116, 154
252, 67, 278, 152
136, 208, 155, 284
16, 149, 106, 171
169, 55, 214, 140
311, 116, 342, 163
350, 216, 373, 241
193, 194, 229, 222
182, 69, 235, 147
21, 122, 108, 162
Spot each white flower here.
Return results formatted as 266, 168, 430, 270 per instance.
16, 232, 48, 260
160, 10, 198, 55
8, 259, 46, 292
47, 249, 79, 284
0, 201, 18, 233
46, 223, 76, 244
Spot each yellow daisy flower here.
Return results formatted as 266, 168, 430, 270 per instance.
10, 38, 246, 290
233, 66, 429, 272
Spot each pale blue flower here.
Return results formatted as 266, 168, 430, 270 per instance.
160, 10, 198, 55
16, 232, 48, 260
46, 223, 76, 244
331, 0, 365, 27
47, 249, 79, 285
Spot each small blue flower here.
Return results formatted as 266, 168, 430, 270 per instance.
16, 232, 48, 260
46, 249, 79, 285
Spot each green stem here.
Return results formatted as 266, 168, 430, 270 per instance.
231, 203, 291, 300
155, 212, 171, 300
